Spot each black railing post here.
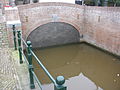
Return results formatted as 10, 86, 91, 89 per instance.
17, 30, 23, 64
55, 76, 67, 90
12, 25, 17, 50
27, 41, 35, 89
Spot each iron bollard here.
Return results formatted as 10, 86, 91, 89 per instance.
55, 76, 67, 90
12, 25, 17, 50
27, 41, 35, 89
17, 30, 23, 64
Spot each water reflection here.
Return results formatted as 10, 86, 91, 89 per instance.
33, 43, 120, 90
66, 73, 103, 90
42, 73, 103, 90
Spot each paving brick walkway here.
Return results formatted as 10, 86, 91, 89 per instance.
0, 23, 8, 48
0, 14, 22, 90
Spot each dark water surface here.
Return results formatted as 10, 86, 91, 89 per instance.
32, 43, 120, 90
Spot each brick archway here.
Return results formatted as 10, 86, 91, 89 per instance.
26, 22, 80, 48
18, 2, 84, 41
5, 2, 120, 55
24, 20, 81, 41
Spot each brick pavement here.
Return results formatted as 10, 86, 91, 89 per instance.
0, 49, 21, 90
0, 12, 39, 90
0, 14, 22, 90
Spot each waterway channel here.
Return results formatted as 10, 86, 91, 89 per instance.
32, 43, 120, 90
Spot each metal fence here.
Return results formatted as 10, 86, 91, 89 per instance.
12, 25, 67, 90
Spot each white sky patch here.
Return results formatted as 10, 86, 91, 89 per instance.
39, 0, 75, 4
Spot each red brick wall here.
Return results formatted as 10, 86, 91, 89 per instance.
5, 7, 21, 47
7, 3, 120, 56
18, 3, 84, 41
83, 6, 120, 56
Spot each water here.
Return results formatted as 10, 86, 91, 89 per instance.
32, 43, 120, 90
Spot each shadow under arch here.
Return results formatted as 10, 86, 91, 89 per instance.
27, 22, 80, 48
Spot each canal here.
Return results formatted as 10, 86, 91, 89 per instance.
32, 43, 120, 90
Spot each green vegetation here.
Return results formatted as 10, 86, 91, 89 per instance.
84, 0, 120, 6
110, 0, 120, 6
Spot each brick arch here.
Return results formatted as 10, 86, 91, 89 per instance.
18, 2, 84, 41
26, 22, 80, 48
24, 20, 81, 41
6, 2, 120, 55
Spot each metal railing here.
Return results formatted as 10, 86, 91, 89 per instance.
12, 25, 67, 90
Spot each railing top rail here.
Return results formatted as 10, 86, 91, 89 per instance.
21, 38, 28, 47
30, 50, 56, 84
21, 50, 29, 65
31, 71, 43, 90
21, 35, 56, 84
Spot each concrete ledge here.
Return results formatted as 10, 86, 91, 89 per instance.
7, 20, 21, 27
5, 7, 18, 10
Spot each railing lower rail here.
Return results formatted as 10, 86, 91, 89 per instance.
12, 25, 67, 90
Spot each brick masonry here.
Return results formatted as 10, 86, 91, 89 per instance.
17, 3, 84, 41
5, 7, 22, 47
5, 2, 120, 56
27, 22, 80, 48
83, 6, 120, 56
